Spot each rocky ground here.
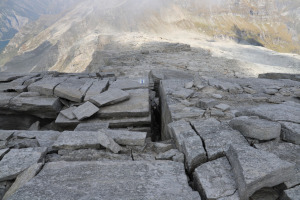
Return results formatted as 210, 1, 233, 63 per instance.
0, 68, 299, 199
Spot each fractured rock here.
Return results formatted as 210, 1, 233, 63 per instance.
226, 144, 295, 200
155, 149, 181, 160
98, 131, 122, 154
0, 147, 47, 181
2, 163, 43, 200
89, 88, 130, 107
172, 88, 194, 99
28, 77, 67, 96
16, 131, 60, 149
73, 101, 99, 120
281, 185, 300, 200
60, 106, 76, 120
197, 98, 218, 109
84, 80, 109, 101
229, 116, 281, 141
280, 122, 300, 145
193, 157, 237, 200
8, 161, 200, 200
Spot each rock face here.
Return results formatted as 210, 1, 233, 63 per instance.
0, 147, 47, 181
8, 161, 200, 200
229, 116, 281, 141
226, 145, 295, 200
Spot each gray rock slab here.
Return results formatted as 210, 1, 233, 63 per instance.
215, 103, 231, 111
155, 149, 181, 160
280, 122, 300, 145
240, 103, 300, 123
226, 144, 295, 200
153, 143, 173, 153
0, 130, 14, 141
89, 88, 130, 107
28, 77, 67, 96
104, 129, 147, 146
54, 78, 91, 102
73, 102, 99, 120
84, 80, 109, 101
281, 185, 300, 200
197, 98, 219, 109
60, 106, 76, 120
97, 89, 149, 118
0, 73, 27, 82
7, 138, 40, 149
172, 88, 194, 99
2, 163, 43, 200
182, 135, 207, 173
203, 129, 249, 160
15, 131, 60, 149
193, 157, 237, 200
169, 104, 205, 120
98, 131, 122, 154
229, 116, 281, 140
74, 122, 109, 131
208, 78, 243, 94
191, 118, 221, 137
0, 148, 9, 160
0, 147, 47, 181
8, 161, 200, 200
52, 131, 101, 150
9, 95, 63, 118
168, 120, 197, 152
110, 78, 149, 90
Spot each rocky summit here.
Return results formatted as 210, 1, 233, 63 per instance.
0, 70, 299, 200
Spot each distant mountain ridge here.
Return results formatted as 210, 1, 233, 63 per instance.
0, 0, 299, 73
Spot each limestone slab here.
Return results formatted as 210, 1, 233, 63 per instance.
28, 77, 67, 96
193, 157, 237, 200
73, 102, 99, 120
229, 116, 281, 140
0, 147, 47, 181
226, 144, 295, 200
97, 89, 149, 118
84, 80, 109, 101
280, 122, 300, 145
89, 88, 130, 107
8, 161, 200, 200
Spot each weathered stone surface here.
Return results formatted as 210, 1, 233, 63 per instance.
104, 129, 147, 146
8, 161, 200, 200
0, 141, 7, 149
226, 144, 295, 200
193, 157, 237, 200
0, 148, 9, 160
203, 129, 249, 160
0, 147, 47, 181
9, 95, 63, 118
215, 103, 231, 111
110, 78, 149, 90
98, 131, 122, 154
0, 130, 14, 141
57, 149, 131, 161
185, 81, 194, 89
169, 104, 205, 120
89, 88, 130, 107
54, 78, 92, 102
281, 185, 300, 200
172, 88, 194, 99
7, 138, 40, 149
182, 135, 207, 173
153, 143, 173, 153
84, 80, 109, 101
28, 77, 67, 96
52, 131, 101, 150
16, 131, 60, 149
240, 102, 300, 123
197, 98, 219, 109
229, 116, 281, 140
208, 78, 243, 94
74, 122, 109, 131
172, 152, 185, 163
280, 122, 300, 145
155, 149, 181, 160
192, 118, 221, 137
2, 163, 43, 200
60, 106, 76, 120
73, 102, 99, 120
97, 89, 149, 118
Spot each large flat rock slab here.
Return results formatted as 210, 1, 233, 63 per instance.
28, 77, 67, 96
0, 147, 47, 181
9, 94, 63, 118
89, 88, 130, 107
97, 89, 149, 118
84, 80, 109, 101
110, 78, 149, 90
8, 161, 200, 200
193, 157, 237, 200
226, 144, 295, 200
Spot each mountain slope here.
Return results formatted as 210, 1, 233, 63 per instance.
0, 0, 299, 73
